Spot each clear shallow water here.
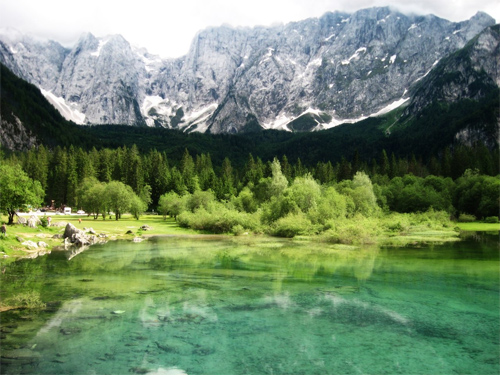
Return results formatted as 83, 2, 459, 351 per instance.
1, 234, 498, 375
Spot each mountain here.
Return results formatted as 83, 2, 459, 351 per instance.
0, 7, 497, 134
0, 63, 98, 151
1, 20, 497, 161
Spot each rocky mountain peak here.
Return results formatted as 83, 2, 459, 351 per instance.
0, 7, 496, 133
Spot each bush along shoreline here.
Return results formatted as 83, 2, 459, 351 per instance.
160, 163, 466, 245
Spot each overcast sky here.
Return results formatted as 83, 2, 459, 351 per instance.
0, 0, 498, 58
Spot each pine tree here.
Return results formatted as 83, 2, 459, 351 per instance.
180, 148, 197, 193
281, 155, 292, 182
379, 149, 389, 177
66, 146, 79, 207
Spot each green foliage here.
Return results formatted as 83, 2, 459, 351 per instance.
308, 186, 349, 226
8, 291, 46, 310
269, 158, 289, 198
130, 194, 148, 220
286, 174, 321, 213
158, 192, 187, 220
454, 171, 500, 219
337, 172, 380, 217
39, 216, 49, 228
0, 163, 44, 224
232, 187, 258, 213
177, 204, 260, 234
458, 213, 477, 223
322, 216, 380, 245
77, 178, 107, 219
381, 175, 454, 214
484, 216, 499, 224
187, 190, 216, 212
269, 212, 318, 238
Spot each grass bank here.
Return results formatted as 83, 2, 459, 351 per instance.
0, 214, 198, 265
456, 222, 500, 232
1, 213, 489, 265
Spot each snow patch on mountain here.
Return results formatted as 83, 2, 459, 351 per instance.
40, 89, 86, 124
183, 103, 219, 133
320, 97, 409, 130
91, 39, 108, 57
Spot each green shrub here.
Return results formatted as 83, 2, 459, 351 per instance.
381, 213, 411, 234
269, 212, 318, 238
9, 291, 46, 310
322, 216, 379, 244
484, 216, 499, 223
178, 206, 259, 234
458, 213, 476, 222
39, 216, 49, 228
232, 224, 246, 236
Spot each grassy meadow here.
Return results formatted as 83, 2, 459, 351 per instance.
0, 214, 198, 264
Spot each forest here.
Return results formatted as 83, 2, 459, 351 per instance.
1, 142, 498, 241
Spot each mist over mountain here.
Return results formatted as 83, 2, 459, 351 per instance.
0, 7, 497, 135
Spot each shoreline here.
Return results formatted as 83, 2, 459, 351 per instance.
1, 214, 498, 264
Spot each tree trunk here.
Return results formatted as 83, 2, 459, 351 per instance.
7, 210, 15, 225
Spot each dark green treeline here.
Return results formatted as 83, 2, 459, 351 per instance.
3, 142, 498, 219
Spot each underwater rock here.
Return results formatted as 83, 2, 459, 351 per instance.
1, 349, 41, 360
192, 345, 215, 356
155, 340, 185, 354
133, 237, 144, 243
92, 296, 111, 300
130, 367, 150, 374
320, 286, 360, 295
111, 310, 125, 315
59, 327, 81, 335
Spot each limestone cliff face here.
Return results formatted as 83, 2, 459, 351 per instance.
0, 8, 496, 133
405, 24, 500, 114
0, 114, 38, 151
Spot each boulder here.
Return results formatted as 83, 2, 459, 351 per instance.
140, 225, 152, 231
17, 216, 27, 225
63, 223, 99, 247
37, 241, 48, 248
22, 240, 38, 250
63, 223, 80, 239
27, 215, 41, 228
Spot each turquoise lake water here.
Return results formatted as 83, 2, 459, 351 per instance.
1, 234, 499, 375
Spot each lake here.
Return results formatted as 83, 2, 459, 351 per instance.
1, 233, 499, 375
